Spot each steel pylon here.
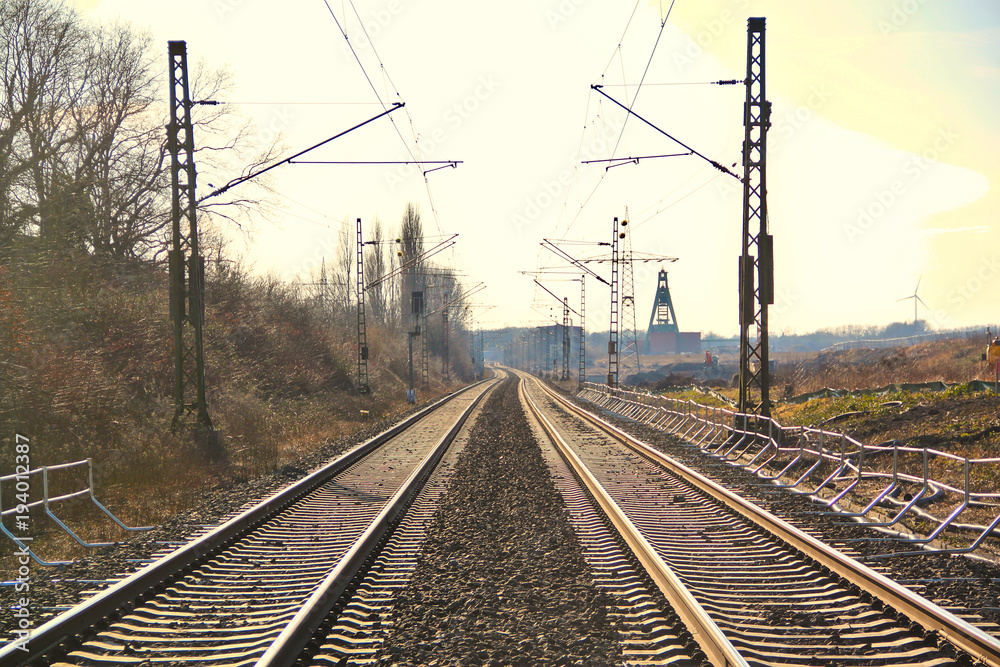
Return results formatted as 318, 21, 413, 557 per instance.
738, 17, 773, 417
356, 217, 370, 394
619, 217, 641, 383
606, 217, 620, 389
167, 41, 212, 433
578, 275, 586, 384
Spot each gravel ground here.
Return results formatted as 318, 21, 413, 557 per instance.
374, 377, 622, 667
568, 388, 1000, 634
0, 399, 445, 638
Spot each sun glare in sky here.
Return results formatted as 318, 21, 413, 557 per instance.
72, 0, 999, 335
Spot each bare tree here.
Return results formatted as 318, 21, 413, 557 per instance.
0, 0, 37, 242
398, 202, 422, 321
364, 216, 387, 325
385, 237, 400, 330
1, 0, 285, 262
334, 217, 352, 315
0, 0, 88, 247
189, 60, 284, 236
68, 22, 165, 258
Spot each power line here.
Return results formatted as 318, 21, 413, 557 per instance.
591, 85, 741, 180
557, 1, 677, 240
320, 0, 455, 238
344, 0, 450, 235
597, 80, 743, 87
604, 0, 676, 164
582, 151, 692, 171
321, 0, 387, 109
225, 101, 382, 105
199, 103, 404, 202
289, 160, 462, 167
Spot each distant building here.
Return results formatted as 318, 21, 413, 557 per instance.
534, 323, 582, 373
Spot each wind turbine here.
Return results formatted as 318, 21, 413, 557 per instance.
897, 277, 927, 325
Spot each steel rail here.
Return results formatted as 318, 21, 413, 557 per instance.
257, 374, 498, 667
517, 372, 748, 667
0, 379, 489, 667
535, 377, 1000, 667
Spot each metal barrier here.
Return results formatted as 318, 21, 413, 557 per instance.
821, 326, 989, 353
578, 382, 1000, 558
0, 459, 153, 566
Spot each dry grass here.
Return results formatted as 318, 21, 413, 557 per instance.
778, 338, 989, 396
649, 335, 1000, 465
0, 244, 469, 567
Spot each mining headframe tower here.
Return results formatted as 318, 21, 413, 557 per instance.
645, 268, 701, 355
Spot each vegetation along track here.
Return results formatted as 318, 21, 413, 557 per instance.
517, 370, 1000, 667
0, 376, 498, 667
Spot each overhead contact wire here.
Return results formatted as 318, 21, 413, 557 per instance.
563, 0, 676, 238
322, 0, 386, 109
607, 0, 676, 161
347, 1, 448, 233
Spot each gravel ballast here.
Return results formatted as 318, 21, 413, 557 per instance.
570, 388, 1000, 635
375, 377, 621, 666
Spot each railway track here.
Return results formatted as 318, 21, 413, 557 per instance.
516, 370, 1000, 667
6, 370, 1000, 667
1, 376, 499, 667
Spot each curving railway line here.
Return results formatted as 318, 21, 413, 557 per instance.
3, 370, 1000, 667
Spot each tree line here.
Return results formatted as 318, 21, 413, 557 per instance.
0, 0, 275, 259
317, 203, 471, 351
1, 0, 471, 384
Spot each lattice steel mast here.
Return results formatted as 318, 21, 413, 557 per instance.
356, 218, 370, 394
738, 17, 773, 417
607, 216, 620, 389
442, 307, 450, 382
579, 275, 586, 384
420, 295, 429, 390
318, 258, 328, 312
561, 297, 571, 381
619, 217, 641, 382
167, 41, 212, 433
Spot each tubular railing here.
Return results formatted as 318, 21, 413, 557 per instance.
0, 459, 153, 566
578, 382, 1000, 558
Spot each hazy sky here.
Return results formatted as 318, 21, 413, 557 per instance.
71, 0, 1000, 336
